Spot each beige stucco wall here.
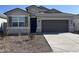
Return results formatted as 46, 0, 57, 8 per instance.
73, 15, 79, 31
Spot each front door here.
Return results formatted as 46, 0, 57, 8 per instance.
30, 18, 37, 33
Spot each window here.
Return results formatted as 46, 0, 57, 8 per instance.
19, 22, 25, 26
12, 22, 18, 27
12, 17, 18, 27
19, 17, 25, 22
12, 17, 18, 22
11, 17, 28, 27
18, 17, 25, 27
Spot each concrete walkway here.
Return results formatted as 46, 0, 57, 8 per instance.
44, 33, 79, 52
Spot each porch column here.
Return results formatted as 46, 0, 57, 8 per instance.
27, 16, 30, 33
36, 18, 42, 33
69, 19, 74, 32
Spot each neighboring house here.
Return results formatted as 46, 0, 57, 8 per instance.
2, 5, 79, 34
0, 13, 7, 26
0, 14, 7, 33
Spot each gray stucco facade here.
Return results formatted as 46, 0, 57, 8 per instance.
3, 5, 79, 34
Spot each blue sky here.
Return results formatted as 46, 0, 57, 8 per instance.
0, 5, 79, 14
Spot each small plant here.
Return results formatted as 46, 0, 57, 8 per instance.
28, 34, 35, 40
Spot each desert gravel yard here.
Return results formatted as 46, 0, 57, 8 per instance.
0, 35, 52, 53
44, 33, 79, 52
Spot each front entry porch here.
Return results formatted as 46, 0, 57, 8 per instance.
30, 18, 37, 33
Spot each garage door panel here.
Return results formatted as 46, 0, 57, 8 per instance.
42, 20, 68, 33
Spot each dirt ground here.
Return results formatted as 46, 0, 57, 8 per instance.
0, 35, 52, 53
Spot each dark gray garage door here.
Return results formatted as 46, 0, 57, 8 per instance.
42, 20, 68, 33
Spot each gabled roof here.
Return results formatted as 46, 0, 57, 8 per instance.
38, 6, 49, 10
26, 5, 63, 13
26, 5, 49, 11
4, 8, 27, 15
26, 5, 38, 9
44, 9, 62, 13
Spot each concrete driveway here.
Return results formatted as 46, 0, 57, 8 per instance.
44, 33, 79, 52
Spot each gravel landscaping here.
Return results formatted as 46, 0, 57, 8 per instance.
0, 35, 52, 53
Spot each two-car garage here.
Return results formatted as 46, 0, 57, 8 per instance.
42, 20, 69, 33
37, 13, 74, 33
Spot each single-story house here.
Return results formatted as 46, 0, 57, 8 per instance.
2, 5, 79, 34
